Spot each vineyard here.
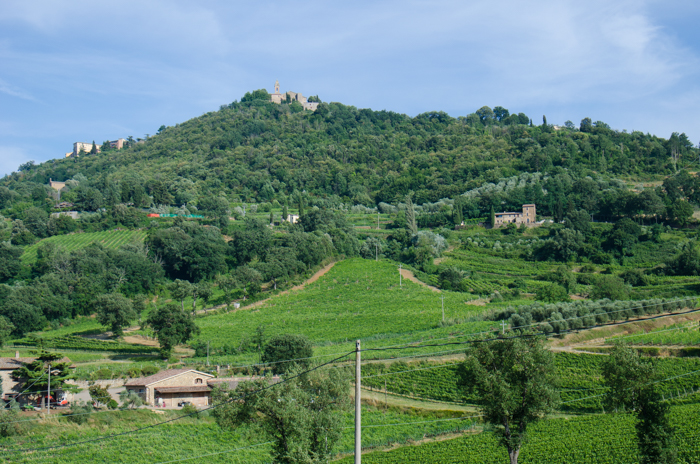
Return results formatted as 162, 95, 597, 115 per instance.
12, 335, 158, 354
21, 229, 147, 263
608, 322, 700, 346
194, 258, 499, 361
359, 352, 700, 412
338, 404, 700, 464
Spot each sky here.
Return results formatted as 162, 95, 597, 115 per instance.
1, 0, 699, 177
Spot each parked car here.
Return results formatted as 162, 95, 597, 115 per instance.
177, 401, 192, 407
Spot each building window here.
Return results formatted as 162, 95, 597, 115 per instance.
195, 378, 203, 384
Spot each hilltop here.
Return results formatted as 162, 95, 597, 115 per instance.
4, 91, 699, 210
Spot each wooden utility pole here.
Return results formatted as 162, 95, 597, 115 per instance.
441, 295, 445, 322
47, 363, 51, 415
399, 265, 402, 288
355, 340, 361, 464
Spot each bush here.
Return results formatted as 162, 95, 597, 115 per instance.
182, 403, 199, 418
107, 399, 118, 409
66, 401, 94, 424
141, 365, 160, 376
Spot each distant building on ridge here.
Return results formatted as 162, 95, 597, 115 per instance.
493, 204, 537, 227
269, 80, 319, 111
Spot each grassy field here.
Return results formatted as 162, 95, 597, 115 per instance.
21, 229, 147, 264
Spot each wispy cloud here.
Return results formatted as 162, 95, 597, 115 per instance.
0, 78, 37, 102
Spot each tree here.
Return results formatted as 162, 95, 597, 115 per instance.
215, 274, 238, 311
580, 117, 593, 133
667, 199, 693, 226
94, 293, 136, 336
146, 303, 199, 357
664, 241, 700, 276
12, 351, 73, 399
457, 335, 558, 464
88, 384, 111, 407
0, 242, 23, 283
475, 106, 495, 125
591, 275, 629, 300
493, 106, 510, 122
404, 193, 417, 236
212, 367, 350, 464
536, 283, 570, 303
191, 282, 213, 314
0, 317, 14, 348
90, 141, 98, 155
119, 389, 143, 409
490, 206, 495, 228
602, 343, 676, 464
262, 334, 313, 375
169, 279, 193, 311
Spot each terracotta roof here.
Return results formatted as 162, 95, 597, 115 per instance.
0, 357, 74, 370
124, 369, 213, 387
154, 386, 212, 393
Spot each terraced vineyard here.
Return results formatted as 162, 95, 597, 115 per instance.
338, 404, 700, 464
21, 229, 147, 263
12, 335, 158, 354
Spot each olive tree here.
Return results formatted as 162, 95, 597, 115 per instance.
457, 335, 559, 464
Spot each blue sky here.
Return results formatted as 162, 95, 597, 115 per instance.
1, 0, 699, 176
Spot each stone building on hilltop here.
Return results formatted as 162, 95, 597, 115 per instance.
269, 80, 319, 111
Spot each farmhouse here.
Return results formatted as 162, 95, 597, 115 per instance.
125, 369, 281, 407
0, 353, 74, 405
125, 369, 215, 407
493, 204, 537, 228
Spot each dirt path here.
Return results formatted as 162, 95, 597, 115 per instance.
400, 269, 441, 293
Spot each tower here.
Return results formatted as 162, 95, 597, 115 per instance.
274, 80, 280, 94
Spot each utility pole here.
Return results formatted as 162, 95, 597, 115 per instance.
441, 295, 445, 322
501, 320, 506, 334
384, 379, 387, 410
47, 363, 51, 415
375, 243, 378, 261
377, 212, 380, 230
399, 264, 402, 288
207, 341, 210, 367
355, 340, 361, 464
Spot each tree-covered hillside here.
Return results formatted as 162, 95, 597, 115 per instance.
4, 93, 698, 211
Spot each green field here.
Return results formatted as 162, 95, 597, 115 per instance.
194, 258, 499, 363
338, 404, 700, 464
3, 406, 474, 463
21, 230, 147, 263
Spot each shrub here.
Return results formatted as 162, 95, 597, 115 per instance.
66, 401, 93, 424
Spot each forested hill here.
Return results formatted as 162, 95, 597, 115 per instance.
3, 91, 699, 208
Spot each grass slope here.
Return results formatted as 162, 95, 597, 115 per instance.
195, 258, 498, 359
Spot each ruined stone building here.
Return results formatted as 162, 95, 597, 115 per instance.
269, 80, 319, 111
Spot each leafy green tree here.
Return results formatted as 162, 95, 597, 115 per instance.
119, 389, 143, 409
10, 219, 35, 246
262, 334, 313, 375
146, 303, 199, 357
215, 274, 238, 311
493, 106, 509, 122
490, 206, 495, 228
22, 207, 49, 238
74, 185, 104, 211
580, 117, 593, 132
667, 199, 693, 226
591, 275, 629, 300
476, 106, 495, 125
602, 343, 676, 464
0, 242, 23, 283
212, 367, 350, 464
0, 400, 24, 437
11, 351, 73, 397
0, 317, 14, 348
191, 282, 213, 314
457, 335, 558, 464
93, 293, 136, 336
199, 196, 230, 229
664, 241, 700, 276
88, 384, 111, 407
536, 283, 570, 303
